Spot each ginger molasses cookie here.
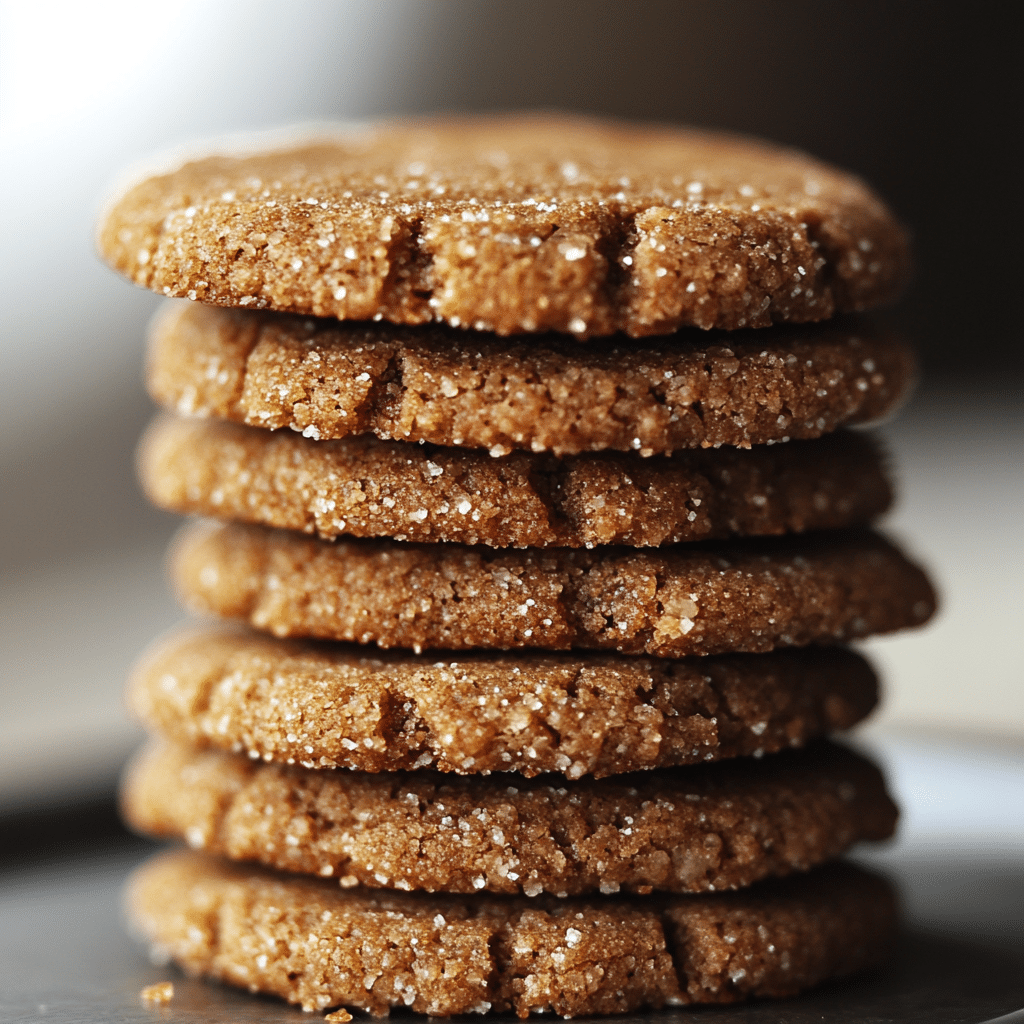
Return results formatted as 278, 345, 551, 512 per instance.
123, 739, 896, 897
128, 851, 896, 1016
99, 116, 910, 336
141, 415, 892, 548
129, 625, 878, 778
149, 301, 914, 455
172, 522, 936, 657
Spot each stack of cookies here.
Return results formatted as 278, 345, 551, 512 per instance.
99, 117, 936, 1017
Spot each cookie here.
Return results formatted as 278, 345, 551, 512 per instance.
140, 414, 892, 549
149, 301, 914, 455
123, 739, 896, 898
172, 522, 936, 657
129, 625, 878, 778
128, 851, 896, 1016
99, 115, 910, 337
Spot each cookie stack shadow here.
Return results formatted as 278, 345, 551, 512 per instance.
102, 117, 936, 1018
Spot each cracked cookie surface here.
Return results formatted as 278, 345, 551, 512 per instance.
123, 739, 896, 897
99, 115, 910, 337
171, 522, 936, 657
140, 415, 891, 548
129, 624, 878, 778
127, 851, 896, 1016
148, 301, 914, 455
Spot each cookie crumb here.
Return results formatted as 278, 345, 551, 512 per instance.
140, 981, 174, 1005
325, 1010, 352, 1022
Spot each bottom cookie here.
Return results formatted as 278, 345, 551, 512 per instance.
127, 851, 895, 1018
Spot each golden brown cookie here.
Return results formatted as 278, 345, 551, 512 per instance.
129, 625, 878, 778
149, 301, 914, 455
99, 116, 910, 337
127, 851, 896, 1016
171, 522, 936, 657
140, 414, 892, 548
123, 739, 896, 897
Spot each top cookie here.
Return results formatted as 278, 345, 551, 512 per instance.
98, 116, 909, 337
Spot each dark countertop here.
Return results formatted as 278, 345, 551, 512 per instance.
1, 837, 1021, 1024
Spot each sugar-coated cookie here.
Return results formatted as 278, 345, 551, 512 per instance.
100, 116, 910, 337
123, 739, 896, 897
129, 625, 878, 778
127, 851, 896, 1016
140, 415, 891, 548
148, 301, 914, 455
172, 522, 936, 657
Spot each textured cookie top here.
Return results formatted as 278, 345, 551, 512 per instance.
123, 739, 896, 898
130, 625, 877, 778
172, 522, 936, 658
150, 301, 915, 455
128, 851, 896, 1016
99, 116, 910, 337
140, 415, 892, 549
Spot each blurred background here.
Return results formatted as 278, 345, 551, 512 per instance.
1, 0, 1020, 892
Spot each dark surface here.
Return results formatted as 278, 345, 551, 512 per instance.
0, 795, 155, 874
1, 823, 1021, 1024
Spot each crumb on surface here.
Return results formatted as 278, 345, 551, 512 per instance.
324, 1009, 352, 1022
140, 981, 174, 1005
